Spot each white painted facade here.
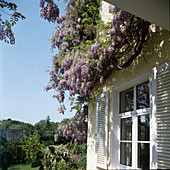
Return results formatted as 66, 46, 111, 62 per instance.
87, 1, 170, 169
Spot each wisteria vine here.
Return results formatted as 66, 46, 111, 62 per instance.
40, 0, 150, 143
40, 0, 150, 111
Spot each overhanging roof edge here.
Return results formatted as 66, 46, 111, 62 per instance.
104, 0, 170, 31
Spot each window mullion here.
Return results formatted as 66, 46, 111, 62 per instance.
132, 86, 138, 169
134, 86, 137, 111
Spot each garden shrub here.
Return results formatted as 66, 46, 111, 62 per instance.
56, 160, 67, 170
40, 144, 76, 169
67, 143, 87, 169
0, 136, 26, 169
21, 131, 45, 162
39, 131, 55, 146
77, 154, 87, 170
75, 143, 87, 155
0, 136, 6, 168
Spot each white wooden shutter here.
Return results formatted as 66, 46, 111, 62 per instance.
95, 92, 108, 169
152, 61, 170, 169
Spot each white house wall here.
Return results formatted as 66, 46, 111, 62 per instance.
87, 6, 170, 169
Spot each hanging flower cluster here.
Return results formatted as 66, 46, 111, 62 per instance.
40, 0, 150, 113
0, 21, 15, 44
43, 0, 101, 112
40, 0, 59, 22
0, 1, 25, 44
56, 105, 88, 144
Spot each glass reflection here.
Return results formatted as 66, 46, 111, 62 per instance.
137, 82, 150, 109
138, 115, 150, 141
121, 118, 132, 140
138, 143, 150, 169
120, 88, 134, 113
120, 142, 132, 166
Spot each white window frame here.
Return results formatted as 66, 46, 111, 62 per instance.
110, 73, 156, 169
119, 84, 150, 169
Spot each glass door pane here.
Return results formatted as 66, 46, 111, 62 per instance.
137, 82, 150, 109
138, 114, 150, 169
120, 142, 132, 166
138, 115, 150, 141
138, 143, 150, 169
120, 117, 132, 166
120, 88, 134, 113
121, 118, 132, 140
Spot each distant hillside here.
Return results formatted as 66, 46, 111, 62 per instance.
0, 119, 34, 130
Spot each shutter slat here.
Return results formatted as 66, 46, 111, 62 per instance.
157, 160, 170, 166
157, 86, 170, 93
158, 164, 170, 169
157, 107, 170, 113
158, 144, 170, 147
157, 127, 170, 130
157, 68, 170, 76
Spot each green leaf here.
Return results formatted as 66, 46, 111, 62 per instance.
37, 152, 44, 159
49, 146, 55, 154
31, 160, 41, 168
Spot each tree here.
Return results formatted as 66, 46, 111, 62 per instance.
45, 115, 52, 131
34, 118, 59, 132
1, 119, 34, 130
34, 120, 46, 131
0, 0, 25, 44
8, 124, 22, 130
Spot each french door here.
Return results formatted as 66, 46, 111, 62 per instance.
119, 81, 150, 169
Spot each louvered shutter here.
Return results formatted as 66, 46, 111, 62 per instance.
95, 92, 108, 169
152, 61, 170, 169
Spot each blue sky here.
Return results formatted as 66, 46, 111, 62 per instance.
0, 0, 75, 125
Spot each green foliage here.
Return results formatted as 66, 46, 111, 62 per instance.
77, 154, 87, 170
21, 131, 45, 162
45, 115, 52, 131
1, 119, 34, 130
0, 136, 6, 146
75, 143, 87, 155
39, 131, 55, 146
60, 118, 70, 125
34, 120, 46, 131
56, 160, 68, 170
41, 144, 75, 170
67, 143, 87, 169
34, 116, 58, 146
34, 119, 59, 132
0, 137, 26, 169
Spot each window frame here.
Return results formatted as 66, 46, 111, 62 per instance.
119, 83, 150, 169
110, 73, 153, 169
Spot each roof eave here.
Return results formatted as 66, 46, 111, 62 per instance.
104, 0, 170, 31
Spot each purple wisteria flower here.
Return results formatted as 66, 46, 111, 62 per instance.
91, 43, 100, 53
100, 77, 103, 84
